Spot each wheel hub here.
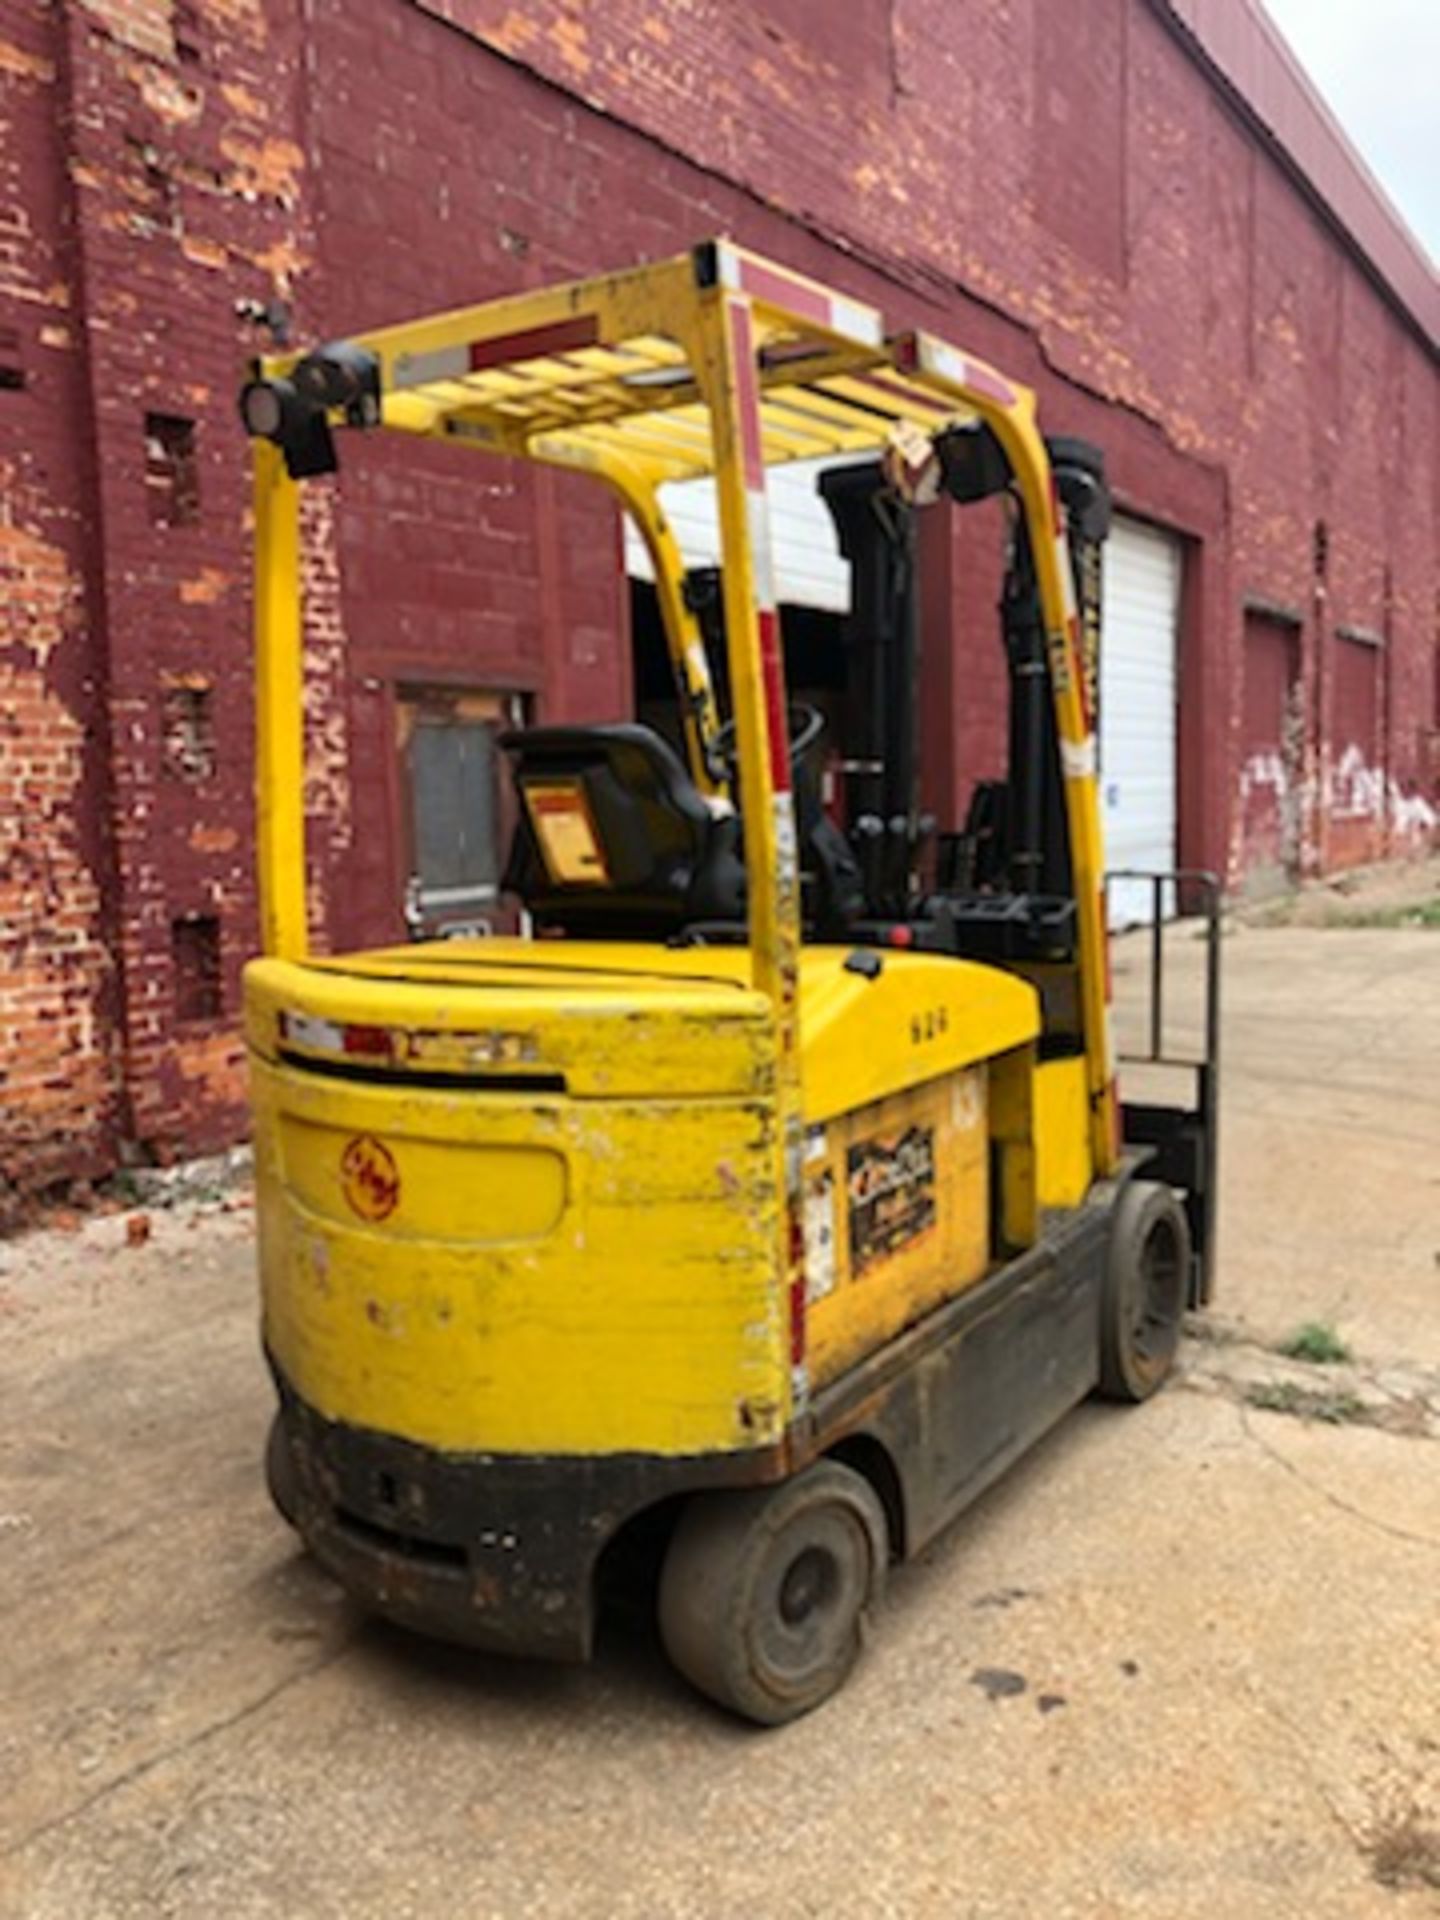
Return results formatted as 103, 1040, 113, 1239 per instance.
778, 1544, 838, 1626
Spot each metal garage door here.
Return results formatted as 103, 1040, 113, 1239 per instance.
624, 456, 858, 612
1101, 517, 1181, 925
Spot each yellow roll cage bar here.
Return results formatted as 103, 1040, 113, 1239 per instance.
250, 239, 1118, 1193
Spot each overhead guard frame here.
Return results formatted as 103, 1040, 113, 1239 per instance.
250, 239, 1121, 1192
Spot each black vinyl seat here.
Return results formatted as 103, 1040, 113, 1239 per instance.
500, 724, 746, 938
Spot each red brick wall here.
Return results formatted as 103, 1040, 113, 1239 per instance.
0, 0, 1435, 1206
0, 2, 124, 1211
50, 0, 321, 1171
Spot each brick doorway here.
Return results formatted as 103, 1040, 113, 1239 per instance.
1240, 609, 1303, 893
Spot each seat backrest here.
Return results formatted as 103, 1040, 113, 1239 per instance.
500, 724, 744, 936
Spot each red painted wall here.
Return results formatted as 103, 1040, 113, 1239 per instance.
0, 0, 1435, 1208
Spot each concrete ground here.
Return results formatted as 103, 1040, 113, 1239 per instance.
2, 919, 1438, 1919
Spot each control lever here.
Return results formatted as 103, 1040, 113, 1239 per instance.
914, 811, 937, 886
852, 813, 885, 915
882, 815, 911, 917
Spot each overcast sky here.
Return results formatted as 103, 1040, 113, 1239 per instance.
1260, 0, 1439, 263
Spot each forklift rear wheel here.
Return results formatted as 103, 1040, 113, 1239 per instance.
658, 1461, 888, 1726
1098, 1179, 1191, 1403
265, 1414, 300, 1529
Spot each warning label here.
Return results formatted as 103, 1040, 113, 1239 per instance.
846, 1124, 937, 1276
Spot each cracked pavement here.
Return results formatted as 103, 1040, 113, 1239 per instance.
1, 922, 1438, 1918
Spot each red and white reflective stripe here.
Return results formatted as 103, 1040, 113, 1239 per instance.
1059, 735, 1097, 781
757, 609, 792, 794
723, 291, 806, 1395
905, 333, 1018, 408
726, 298, 792, 798
1098, 887, 1120, 1155
747, 493, 777, 609
392, 343, 470, 388
1053, 517, 1079, 626
728, 300, 779, 618
716, 245, 882, 349
392, 315, 600, 390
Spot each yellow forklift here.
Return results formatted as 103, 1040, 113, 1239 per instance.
239, 242, 1219, 1723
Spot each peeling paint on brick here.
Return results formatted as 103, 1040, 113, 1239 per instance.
220, 80, 263, 118
0, 503, 85, 674
0, 34, 54, 82
131, 58, 203, 126
75, 0, 173, 62
179, 566, 231, 605
189, 823, 239, 852
218, 131, 304, 205
0, 665, 117, 1209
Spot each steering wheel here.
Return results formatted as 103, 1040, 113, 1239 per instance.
712, 701, 825, 782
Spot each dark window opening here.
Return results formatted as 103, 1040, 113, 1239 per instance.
0, 327, 23, 392
161, 682, 216, 780
172, 913, 222, 1022
173, 2, 203, 62
126, 140, 180, 238
145, 412, 199, 527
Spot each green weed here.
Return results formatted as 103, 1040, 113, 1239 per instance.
1276, 1320, 1352, 1365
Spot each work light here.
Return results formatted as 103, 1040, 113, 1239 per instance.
292, 341, 381, 425
237, 374, 337, 479
238, 376, 291, 441
238, 341, 379, 478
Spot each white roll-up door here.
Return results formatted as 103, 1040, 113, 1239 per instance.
1100, 517, 1181, 926
623, 456, 862, 612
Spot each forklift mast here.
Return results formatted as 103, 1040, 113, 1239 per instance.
809, 433, 1112, 953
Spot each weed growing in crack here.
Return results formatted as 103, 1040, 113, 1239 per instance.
1244, 1380, 1368, 1425
1277, 1320, 1352, 1365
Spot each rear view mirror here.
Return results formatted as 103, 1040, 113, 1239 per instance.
935, 422, 1011, 504
1045, 435, 1112, 544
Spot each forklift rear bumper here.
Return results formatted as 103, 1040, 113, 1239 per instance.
269, 1366, 781, 1662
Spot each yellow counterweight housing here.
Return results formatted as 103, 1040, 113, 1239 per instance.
246, 941, 1040, 1461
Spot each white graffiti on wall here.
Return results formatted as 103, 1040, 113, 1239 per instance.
1237, 740, 1436, 869
1326, 743, 1437, 836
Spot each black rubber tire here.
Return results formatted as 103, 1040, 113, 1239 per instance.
265, 1413, 301, 1529
1098, 1179, 1191, 1403
658, 1461, 888, 1726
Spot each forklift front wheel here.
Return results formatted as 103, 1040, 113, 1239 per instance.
659, 1462, 888, 1727
1098, 1179, 1191, 1404
265, 1413, 300, 1529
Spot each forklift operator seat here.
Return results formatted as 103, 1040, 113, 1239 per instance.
500, 724, 746, 937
